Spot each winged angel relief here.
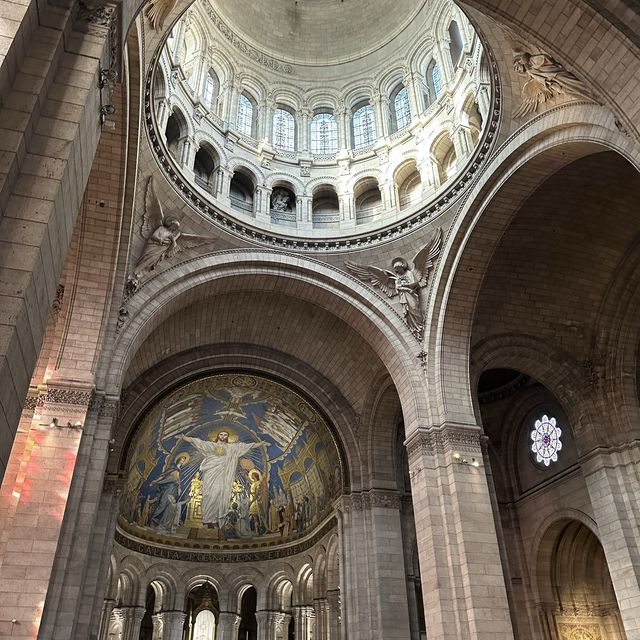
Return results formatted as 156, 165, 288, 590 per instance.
345, 228, 442, 339
512, 49, 595, 118
128, 177, 214, 286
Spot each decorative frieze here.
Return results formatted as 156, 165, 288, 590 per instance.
405, 425, 483, 459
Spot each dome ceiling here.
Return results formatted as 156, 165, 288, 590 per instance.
210, 0, 430, 66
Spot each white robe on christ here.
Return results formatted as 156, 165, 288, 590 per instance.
184, 437, 256, 525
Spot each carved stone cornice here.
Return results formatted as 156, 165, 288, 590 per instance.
405, 424, 482, 459
115, 516, 337, 562
338, 490, 401, 512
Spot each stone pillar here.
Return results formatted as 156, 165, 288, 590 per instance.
300, 107, 311, 152
255, 185, 271, 222
313, 598, 329, 640
406, 71, 425, 116
338, 491, 412, 640
121, 606, 145, 640
372, 92, 386, 140
156, 98, 170, 134
293, 605, 315, 640
437, 40, 456, 83
151, 612, 164, 640
0, 383, 90, 637
336, 105, 349, 150
326, 590, 340, 640
181, 136, 197, 171
256, 611, 291, 640
224, 81, 240, 126
98, 598, 117, 640
451, 126, 474, 168
218, 611, 241, 640
476, 83, 491, 124
160, 611, 187, 640
405, 425, 514, 640
582, 446, 640, 637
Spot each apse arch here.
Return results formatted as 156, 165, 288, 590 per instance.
104, 249, 429, 435
425, 107, 639, 431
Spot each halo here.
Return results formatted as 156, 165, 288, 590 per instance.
208, 428, 238, 443
175, 452, 191, 465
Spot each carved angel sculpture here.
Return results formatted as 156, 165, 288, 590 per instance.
145, 0, 176, 31
345, 228, 442, 338
129, 177, 214, 283
512, 50, 594, 118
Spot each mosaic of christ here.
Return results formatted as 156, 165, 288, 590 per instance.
119, 374, 343, 547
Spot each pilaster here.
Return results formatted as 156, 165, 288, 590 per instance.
405, 424, 514, 640
581, 443, 640, 637
218, 611, 241, 640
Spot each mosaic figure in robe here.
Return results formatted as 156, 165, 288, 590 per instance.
178, 431, 267, 527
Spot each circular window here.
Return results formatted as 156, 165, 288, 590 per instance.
530, 414, 562, 466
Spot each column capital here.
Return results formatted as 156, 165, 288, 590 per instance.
404, 423, 482, 459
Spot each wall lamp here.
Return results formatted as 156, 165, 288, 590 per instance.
453, 452, 480, 467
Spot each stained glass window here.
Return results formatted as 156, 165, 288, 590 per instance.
203, 71, 217, 109
353, 103, 376, 149
310, 112, 338, 154
273, 107, 295, 152
432, 63, 442, 97
394, 86, 411, 131
237, 94, 254, 137
530, 414, 562, 466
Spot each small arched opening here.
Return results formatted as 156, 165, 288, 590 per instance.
238, 586, 258, 640
394, 160, 422, 209
229, 168, 256, 215
270, 182, 297, 226
431, 133, 457, 184
184, 582, 220, 640
193, 144, 218, 194
165, 108, 188, 162
354, 177, 382, 224
312, 185, 340, 229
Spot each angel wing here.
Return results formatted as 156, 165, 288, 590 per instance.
142, 176, 165, 237
412, 227, 443, 287
344, 262, 398, 298
165, 232, 215, 259
513, 78, 554, 118
145, 0, 177, 31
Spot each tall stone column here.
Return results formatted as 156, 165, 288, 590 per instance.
476, 84, 491, 124
338, 491, 412, 640
151, 612, 164, 640
0, 383, 90, 638
98, 598, 117, 640
256, 611, 291, 640
121, 606, 145, 640
300, 107, 311, 152
163, 611, 186, 640
405, 425, 514, 640
582, 445, 640, 637
218, 611, 241, 640
313, 598, 329, 640
326, 590, 341, 640
293, 605, 315, 640
336, 105, 349, 150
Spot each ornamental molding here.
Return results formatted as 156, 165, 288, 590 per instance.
405, 425, 482, 458
339, 490, 401, 512
115, 516, 336, 562
202, 1, 294, 75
